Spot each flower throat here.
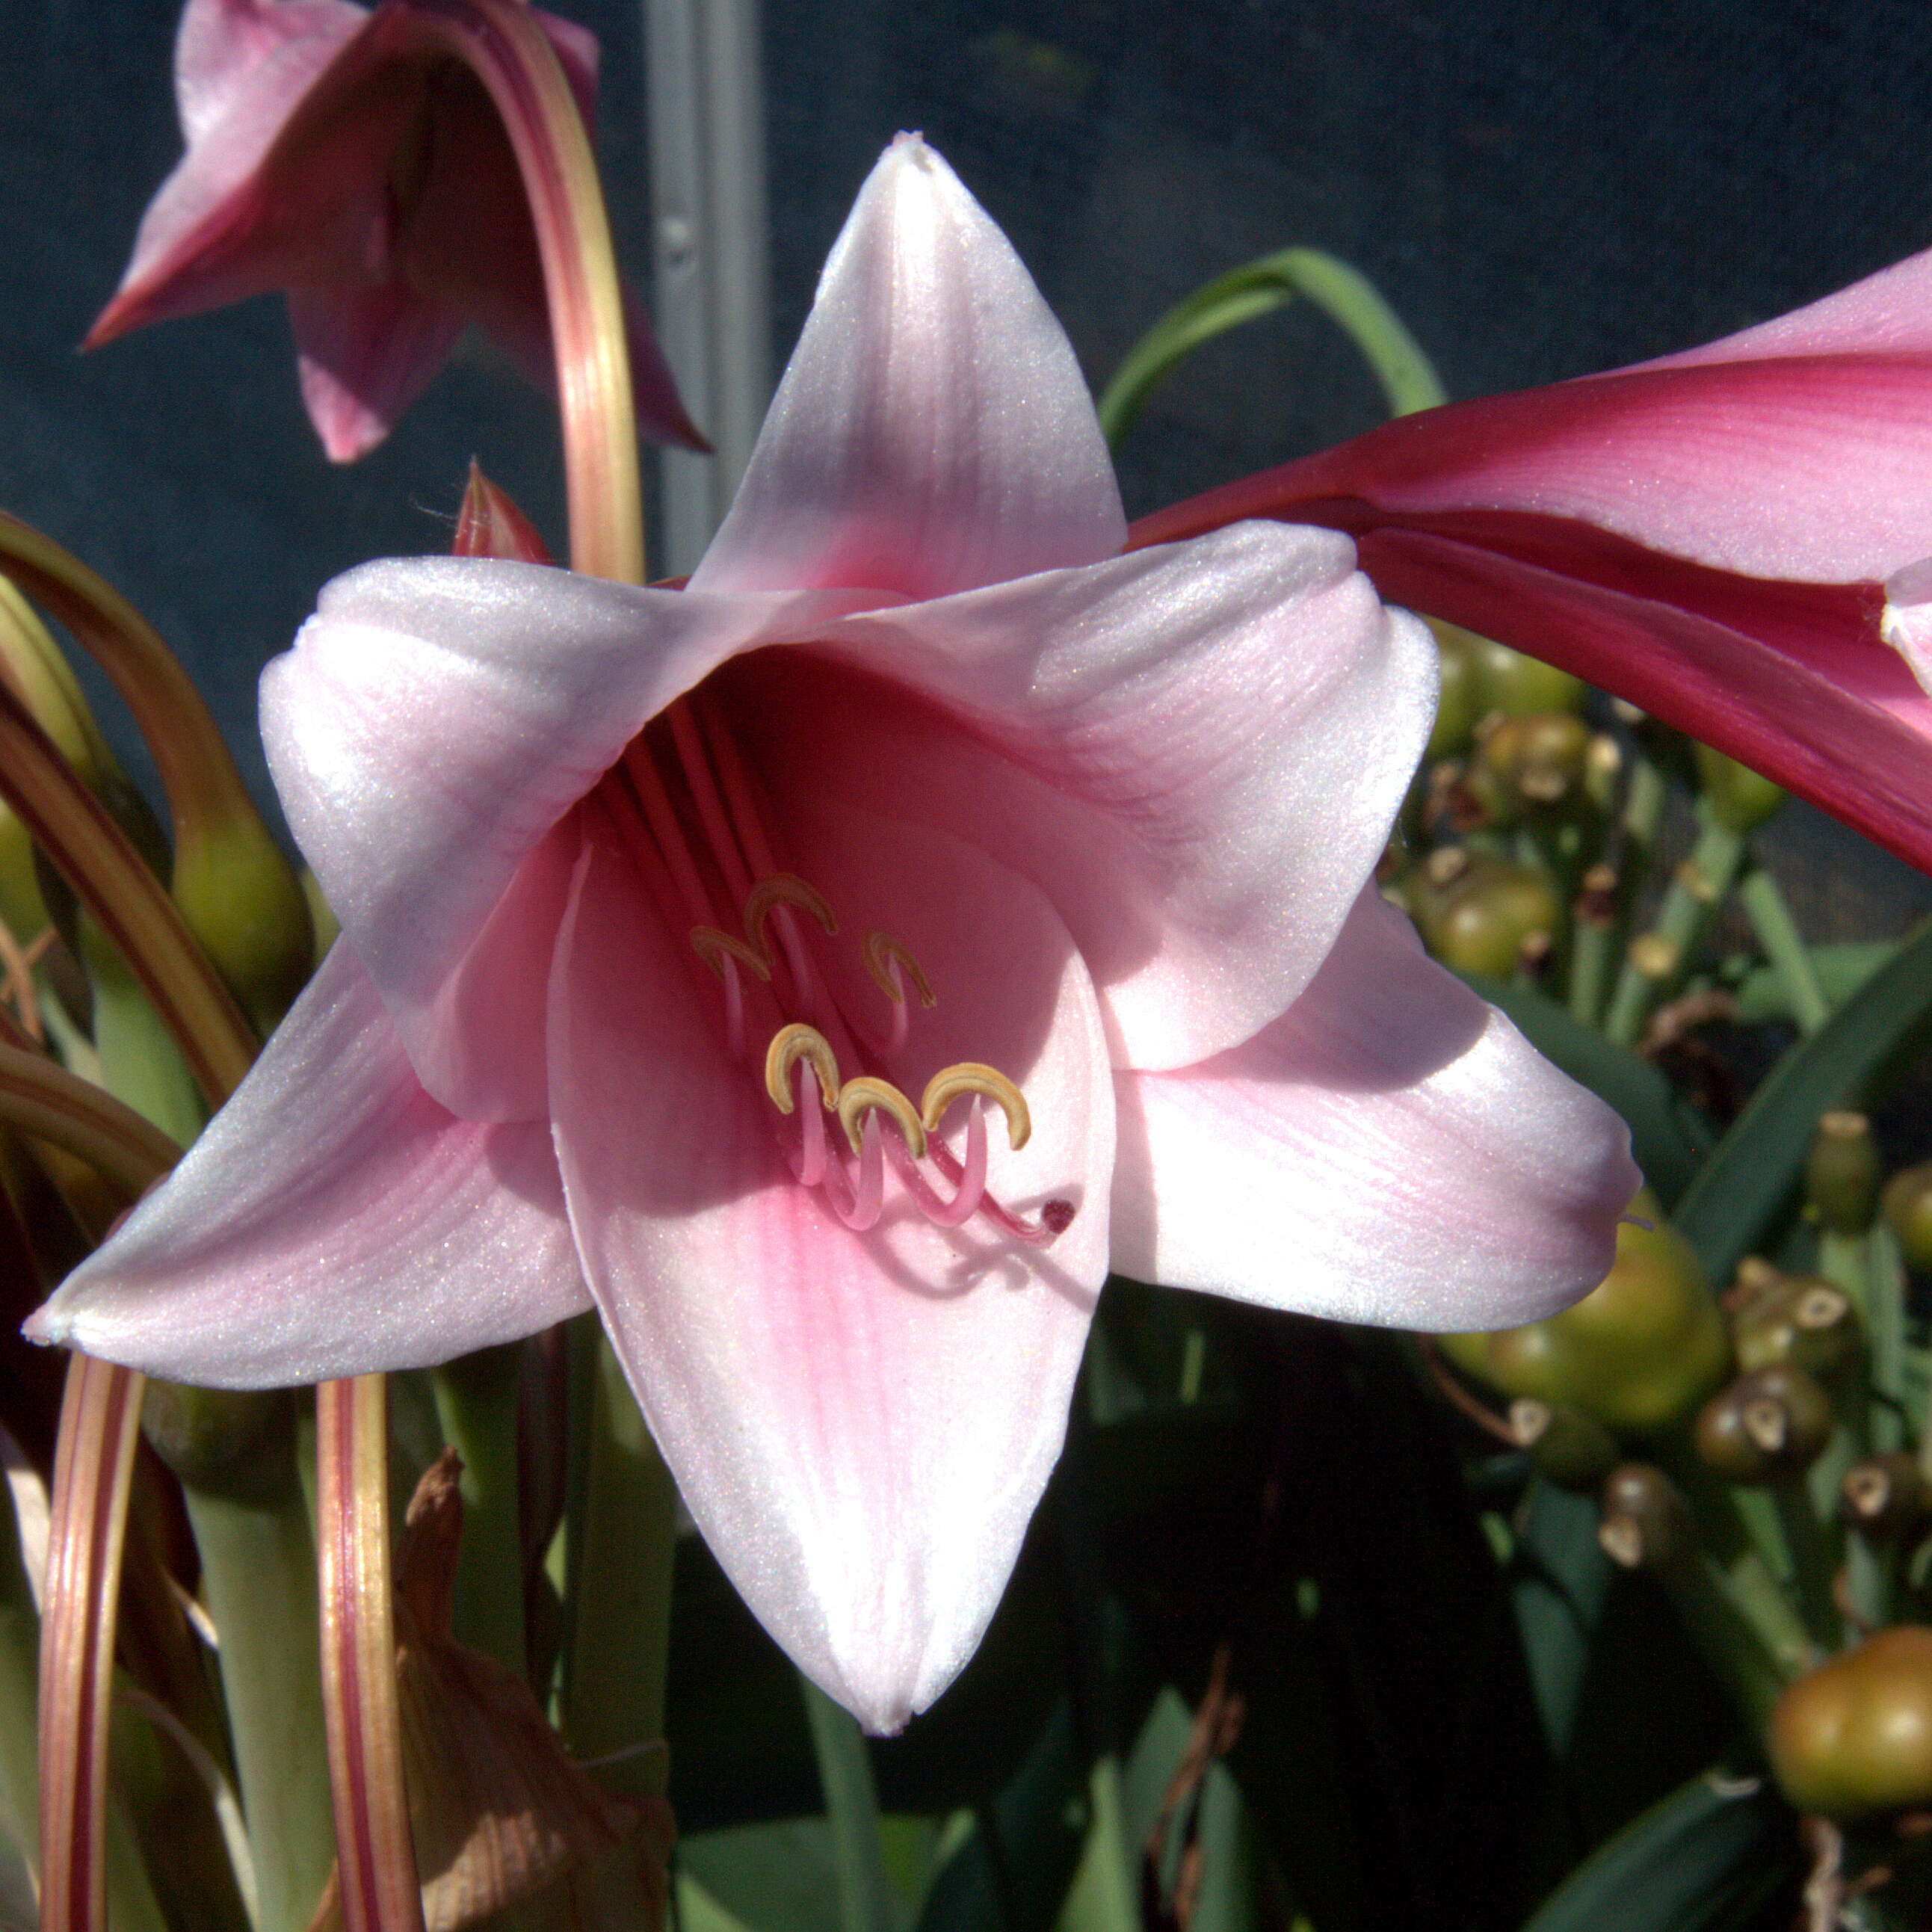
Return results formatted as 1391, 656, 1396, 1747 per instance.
588, 690, 1071, 1244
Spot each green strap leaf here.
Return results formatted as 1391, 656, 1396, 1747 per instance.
1096, 248, 1445, 446
1520, 1769, 1790, 1932
1675, 919, 1932, 1281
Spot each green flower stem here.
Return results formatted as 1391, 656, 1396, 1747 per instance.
1821, 1229, 1907, 1454
0, 1483, 37, 1880
801, 1675, 896, 1932
1571, 755, 1665, 1031
560, 1333, 676, 1800
430, 1345, 527, 1676
1769, 1481, 1842, 1650
1604, 817, 1747, 1047
1096, 247, 1444, 446
181, 1457, 336, 1932
1735, 867, 1830, 1034
81, 920, 205, 1144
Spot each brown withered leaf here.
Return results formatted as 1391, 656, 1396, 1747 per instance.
308, 1451, 672, 1932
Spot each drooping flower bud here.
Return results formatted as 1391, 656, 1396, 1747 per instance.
1446, 1197, 1729, 1434
1881, 1161, 1932, 1271
1693, 1365, 1835, 1484
1508, 1398, 1620, 1490
1596, 1463, 1693, 1569
1840, 1454, 1932, 1543
1771, 1628, 1932, 1819
1693, 742, 1786, 835
1804, 1111, 1882, 1236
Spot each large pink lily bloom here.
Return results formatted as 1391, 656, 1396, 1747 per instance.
1135, 256, 1932, 874
31, 139, 1635, 1732
88, 0, 703, 460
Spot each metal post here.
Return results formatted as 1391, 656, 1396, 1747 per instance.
644, 0, 772, 576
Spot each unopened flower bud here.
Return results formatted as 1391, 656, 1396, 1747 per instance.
142, 1379, 295, 1499
1597, 1462, 1693, 1569
1771, 1628, 1932, 1818
1451, 1196, 1729, 1433
1731, 1272, 1860, 1381
1841, 1454, 1932, 1543
1694, 742, 1786, 834
1694, 1365, 1834, 1484
1509, 1398, 1620, 1490
1805, 1111, 1881, 1235
454, 461, 555, 564
1470, 636, 1584, 718
1421, 855, 1561, 979
1882, 1161, 1932, 1271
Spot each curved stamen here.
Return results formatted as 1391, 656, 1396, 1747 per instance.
744, 874, 838, 951
836, 1075, 926, 1160
862, 930, 936, 1007
690, 927, 772, 981
886, 1097, 989, 1228
765, 1023, 841, 1114
823, 1111, 886, 1230
922, 1063, 1031, 1151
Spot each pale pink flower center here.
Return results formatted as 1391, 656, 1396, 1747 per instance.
586, 690, 1072, 1244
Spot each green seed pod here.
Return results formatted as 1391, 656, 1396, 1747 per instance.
1509, 1398, 1620, 1490
1597, 1463, 1693, 1569
1425, 620, 1484, 761
1771, 1627, 1932, 1819
1882, 1162, 1932, 1272
1804, 1111, 1882, 1236
1471, 635, 1585, 717
142, 1380, 295, 1500
1731, 1272, 1861, 1382
1421, 855, 1561, 980
1841, 1454, 1932, 1543
1693, 742, 1786, 835
1454, 1197, 1731, 1433
1477, 712, 1594, 817
1694, 1365, 1834, 1484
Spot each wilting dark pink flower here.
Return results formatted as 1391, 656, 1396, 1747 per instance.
88, 0, 703, 460
1135, 256, 1932, 874
32, 141, 1634, 1730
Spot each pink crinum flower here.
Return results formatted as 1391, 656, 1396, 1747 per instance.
31, 139, 1635, 1732
88, 0, 703, 460
1136, 250, 1932, 874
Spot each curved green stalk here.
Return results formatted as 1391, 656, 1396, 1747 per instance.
802, 1675, 896, 1932
430, 1345, 527, 1676
1097, 247, 1444, 446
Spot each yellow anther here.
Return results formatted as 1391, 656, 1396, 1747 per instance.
744, 873, 838, 955
836, 1076, 927, 1160
862, 930, 936, 1007
921, 1063, 1031, 1152
690, 927, 773, 981
764, 1024, 841, 1114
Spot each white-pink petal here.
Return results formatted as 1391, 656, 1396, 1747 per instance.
546, 808, 1111, 1732
734, 521, 1436, 1073
262, 559, 859, 1119
27, 942, 588, 1386
691, 135, 1126, 602
1110, 890, 1638, 1329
